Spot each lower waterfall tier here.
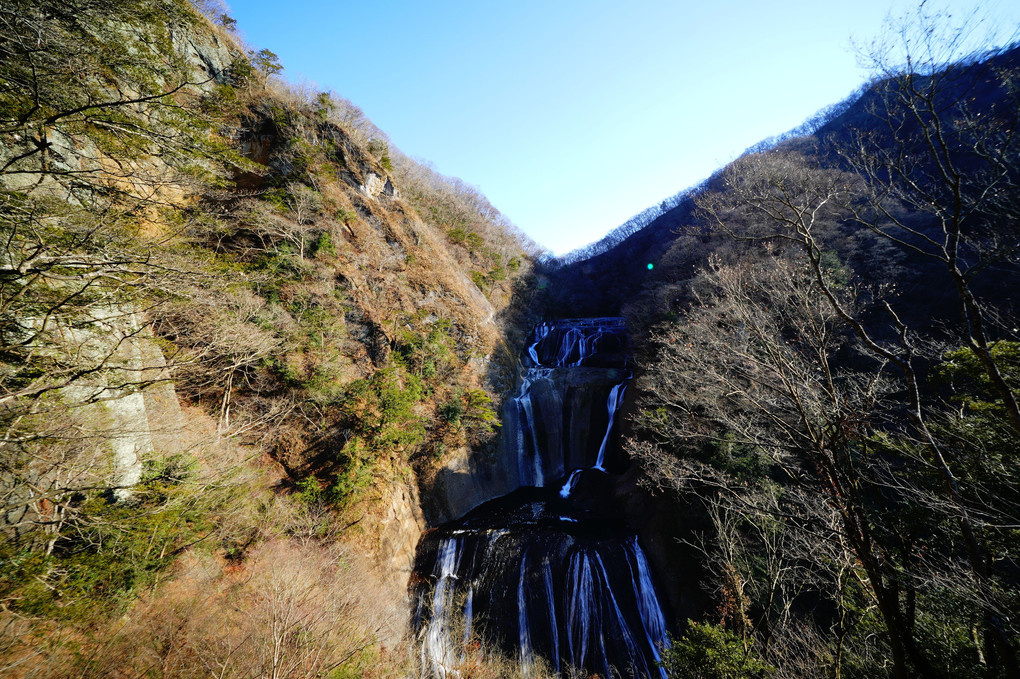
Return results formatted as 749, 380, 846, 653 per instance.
412, 485, 670, 678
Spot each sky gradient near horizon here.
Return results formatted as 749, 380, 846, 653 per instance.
224, 0, 1019, 255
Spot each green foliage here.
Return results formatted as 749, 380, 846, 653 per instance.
330, 439, 376, 508
313, 230, 337, 258
660, 621, 774, 679
368, 138, 393, 171
340, 366, 426, 451
335, 207, 357, 225
462, 388, 500, 433
330, 644, 388, 679
466, 232, 485, 250
932, 342, 1020, 474
447, 228, 485, 254
394, 317, 458, 383
228, 55, 255, 86
707, 434, 774, 483
431, 440, 448, 461
314, 91, 335, 121
321, 351, 464, 507
253, 242, 309, 279
439, 397, 464, 425
910, 588, 1002, 678
818, 249, 851, 289
251, 48, 283, 76
261, 186, 291, 212
296, 476, 325, 505
441, 388, 500, 437
141, 453, 199, 486
0, 473, 219, 623
930, 342, 1020, 569
935, 342, 1020, 414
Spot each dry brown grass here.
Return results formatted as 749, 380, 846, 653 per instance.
1, 530, 412, 678
1, 4, 538, 677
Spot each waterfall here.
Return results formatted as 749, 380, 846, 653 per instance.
594, 381, 627, 472
420, 538, 465, 678
413, 319, 670, 677
518, 550, 535, 671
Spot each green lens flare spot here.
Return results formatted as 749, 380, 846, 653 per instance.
647, 263, 654, 270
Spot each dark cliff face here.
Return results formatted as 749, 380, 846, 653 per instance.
536, 197, 696, 319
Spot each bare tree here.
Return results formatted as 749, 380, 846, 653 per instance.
632, 248, 941, 676
675, 141, 1019, 676
835, 6, 1020, 433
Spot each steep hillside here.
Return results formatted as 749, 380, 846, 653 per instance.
545, 44, 1020, 334
546, 28, 1020, 679
0, 1, 538, 675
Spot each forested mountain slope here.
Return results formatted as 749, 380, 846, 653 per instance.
545, 43, 1020, 334
0, 1, 537, 675
540, 25, 1020, 679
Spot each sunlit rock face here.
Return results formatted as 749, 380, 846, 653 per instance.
411, 319, 670, 678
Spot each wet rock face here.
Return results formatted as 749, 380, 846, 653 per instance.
411, 319, 670, 678
426, 322, 631, 522
504, 366, 631, 489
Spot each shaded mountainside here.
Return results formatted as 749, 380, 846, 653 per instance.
0, 0, 540, 675
544, 43, 1020, 334
542, 34, 1020, 679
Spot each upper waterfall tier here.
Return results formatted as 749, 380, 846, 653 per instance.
506, 365, 630, 487
526, 317, 629, 369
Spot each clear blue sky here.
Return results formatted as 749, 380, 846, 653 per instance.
224, 0, 1019, 255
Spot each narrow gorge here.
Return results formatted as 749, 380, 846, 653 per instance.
412, 319, 671, 677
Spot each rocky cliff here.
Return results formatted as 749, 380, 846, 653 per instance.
0, 1, 537, 673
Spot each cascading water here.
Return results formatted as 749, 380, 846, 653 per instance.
412, 319, 670, 677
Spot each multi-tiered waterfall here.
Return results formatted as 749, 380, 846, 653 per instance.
411, 319, 670, 678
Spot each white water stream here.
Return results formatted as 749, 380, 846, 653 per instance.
414, 319, 669, 678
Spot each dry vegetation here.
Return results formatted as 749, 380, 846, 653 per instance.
0, 0, 537, 675
617, 13, 1020, 679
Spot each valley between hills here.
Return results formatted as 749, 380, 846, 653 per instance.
1, 2, 1018, 678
